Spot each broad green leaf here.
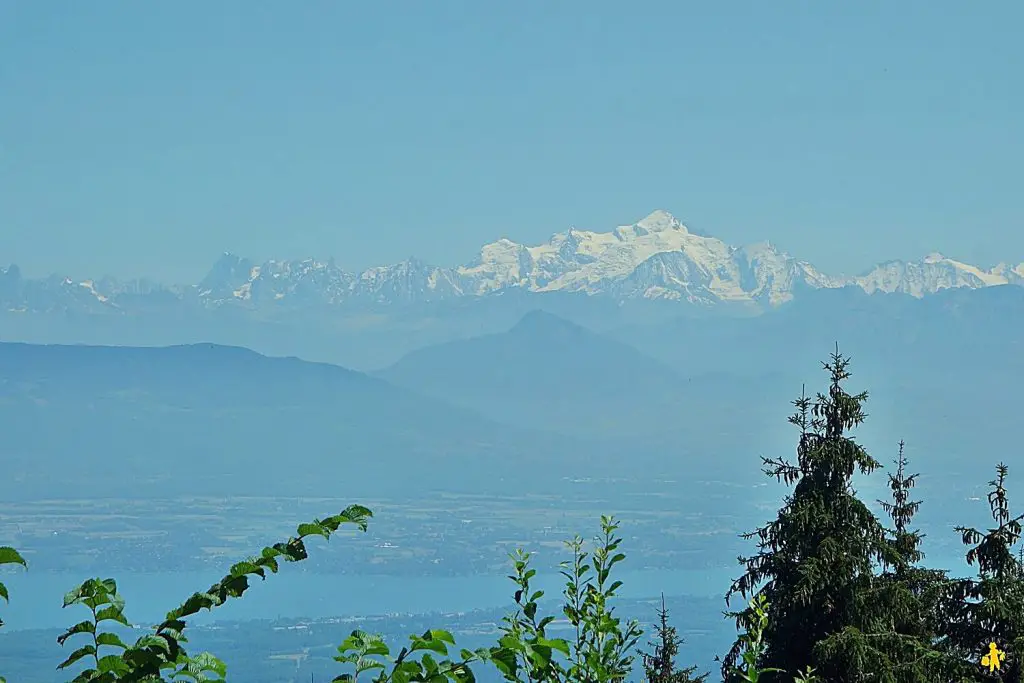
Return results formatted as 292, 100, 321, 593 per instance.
63, 584, 87, 608
228, 560, 263, 579
427, 629, 456, 645
96, 631, 129, 649
82, 593, 110, 610
0, 547, 26, 567
222, 574, 249, 597
57, 644, 98, 670
97, 653, 131, 674
96, 605, 130, 627
297, 521, 330, 538
337, 505, 373, 529
175, 591, 219, 618
57, 619, 97, 645
131, 634, 174, 653
410, 637, 449, 655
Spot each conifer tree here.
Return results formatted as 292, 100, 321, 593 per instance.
722, 349, 890, 682
946, 463, 1024, 682
641, 594, 707, 683
813, 442, 959, 682
880, 441, 924, 570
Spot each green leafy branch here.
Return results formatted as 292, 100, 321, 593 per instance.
57, 504, 372, 682
722, 595, 784, 683
333, 628, 490, 682
58, 577, 134, 682
493, 548, 571, 682
492, 515, 642, 683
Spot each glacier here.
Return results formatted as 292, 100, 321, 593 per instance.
2, 210, 1022, 314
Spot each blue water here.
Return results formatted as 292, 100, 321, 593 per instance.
0, 567, 735, 631
1, 552, 976, 632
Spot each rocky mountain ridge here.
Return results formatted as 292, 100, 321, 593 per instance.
3, 210, 1022, 314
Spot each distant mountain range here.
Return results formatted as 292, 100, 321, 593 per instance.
0, 334, 806, 503
0, 341, 633, 501
3, 210, 1023, 315
4, 285, 1021, 505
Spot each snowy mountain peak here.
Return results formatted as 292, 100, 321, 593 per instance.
634, 209, 687, 233
451, 210, 838, 305
3, 210, 1021, 314
854, 250, 1024, 296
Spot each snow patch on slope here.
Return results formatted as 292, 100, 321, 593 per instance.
4, 209, 1023, 312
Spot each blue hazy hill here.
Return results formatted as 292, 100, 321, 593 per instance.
3, 285, 1020, 505
0, 341, 641, 501
611, 284, 1024, 381
377, 309, 795, 440
378, 286, 1024, 482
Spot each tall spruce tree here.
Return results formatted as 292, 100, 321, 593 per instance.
812, 442, 959, 682
947, 463, 1024, 683
880, 442, 923, 569
722, 349, 890, 682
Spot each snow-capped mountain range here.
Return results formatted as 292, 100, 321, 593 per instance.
2, 210, 1022, 314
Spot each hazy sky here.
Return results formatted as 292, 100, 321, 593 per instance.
2, 1, 1021, 283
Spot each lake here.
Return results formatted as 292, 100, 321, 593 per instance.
1, 552, 976, 632
1, 566, 737, 631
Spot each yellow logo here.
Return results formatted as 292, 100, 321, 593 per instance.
982, 641, 1006, 674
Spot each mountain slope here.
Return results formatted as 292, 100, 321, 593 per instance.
606, 284, 1024, 477
379, 309, 681, 396
377, 310, 794, 439
0, 342, 630, 500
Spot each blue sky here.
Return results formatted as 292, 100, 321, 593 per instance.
1, 1, 1021, 282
